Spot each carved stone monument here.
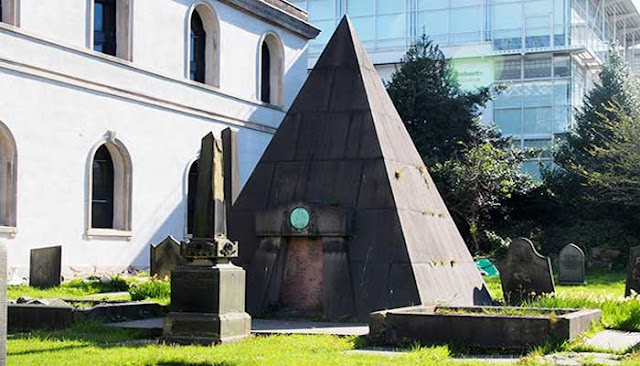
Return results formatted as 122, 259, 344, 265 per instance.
625, 246, 640, 297
163, 133, 251, 345
558, 244, 586, 286
499, 238, 555, 305
0, 241, 7, 366
150, 236, 185, 279
228, 16, 491, 321
29, 246, 62, 288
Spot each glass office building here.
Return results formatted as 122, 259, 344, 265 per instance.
290, 0, 640, 178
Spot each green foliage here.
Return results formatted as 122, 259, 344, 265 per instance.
8, 275, 131, 300
128, 276, 170, 301
431, 139, 535, 253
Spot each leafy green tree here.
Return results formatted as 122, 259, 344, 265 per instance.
386, 35, 495, 167
577, 104, 640, 208
432, 134, 534, 253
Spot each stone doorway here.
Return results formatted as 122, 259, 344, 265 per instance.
280, 237, 323, 312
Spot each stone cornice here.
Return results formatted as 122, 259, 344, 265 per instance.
223, 0, 320, 40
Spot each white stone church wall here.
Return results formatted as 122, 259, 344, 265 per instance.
0, 0, 313, 280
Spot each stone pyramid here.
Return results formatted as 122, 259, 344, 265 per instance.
229, 16, 492, 320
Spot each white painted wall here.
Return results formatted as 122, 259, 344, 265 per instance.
0, 0, 313, 279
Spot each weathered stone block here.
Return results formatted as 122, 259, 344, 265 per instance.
558, 244, 586, 286
150, 236, 185, 279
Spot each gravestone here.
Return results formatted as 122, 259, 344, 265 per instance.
228, 15, 491, 321
163, 133, 251, 345
558, 244, 586, 285
29, 246, 62, 288
221, 127, 240, 217
150, 236, 185, 279
0, 241, 6, 366
625, 246, 640, 297
499, 238, 555, 305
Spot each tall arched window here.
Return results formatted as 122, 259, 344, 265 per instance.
92, 0, 131, 60
190, 11, 206, 83
88, 136, 132, 236
0, 121, 17, 230
188, 4, 219, 87
260, 42, 271, 103
259, 33, 284, 106
91, 145, 114, 228
186, 159, 199, 235
1, 0, 19, 26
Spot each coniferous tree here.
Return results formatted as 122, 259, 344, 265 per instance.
386, 35, 494, 167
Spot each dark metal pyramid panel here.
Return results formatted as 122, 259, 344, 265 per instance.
229, 16, 491, 319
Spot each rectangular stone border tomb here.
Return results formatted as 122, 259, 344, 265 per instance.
369, 305, 602, 350
8, 301, 164, 332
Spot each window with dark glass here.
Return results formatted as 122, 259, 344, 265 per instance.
190, 11, 206, 83
0, 1, 3, 23
261, 42, 271, 103
92, 145, 115, 229
187, 160, 199, 234
94, 0, 117, 56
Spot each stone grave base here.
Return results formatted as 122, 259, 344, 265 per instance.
369, 305, 602, 350
9, 299, 163, 332
162, 311, 251, 345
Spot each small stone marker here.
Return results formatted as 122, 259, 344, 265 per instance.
0, 241, 7, 366
625, 246, 640, 297
558, 243, 586, 286
498, 238, 555, 305
29, 246, 62, 288
150, 236, 185, 279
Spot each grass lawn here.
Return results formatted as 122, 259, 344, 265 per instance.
8, 275, 170, 305
8, 322, 493, 366
484, 270, 640, 331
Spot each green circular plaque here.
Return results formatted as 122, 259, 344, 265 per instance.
290, 207, 310, 230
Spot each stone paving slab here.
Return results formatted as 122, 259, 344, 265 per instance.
584, 330, 640, 352
107, 317, 369, 336
542, 352, 622, 366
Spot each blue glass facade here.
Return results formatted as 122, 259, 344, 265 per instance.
291, 0, 639, 179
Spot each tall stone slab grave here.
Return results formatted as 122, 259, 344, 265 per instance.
228, 15, 492, 321
163, 133, 250, 345
150, 236, 185, 279
499, 238, 555, 305
625, 246, 640, 297
0, 241, 6, 366
30, 246, 62, 288
558, 243, 586, 286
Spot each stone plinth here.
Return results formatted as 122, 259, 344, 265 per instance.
163, 262, 251, 345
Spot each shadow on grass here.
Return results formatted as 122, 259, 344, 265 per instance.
8, 344, 91, 356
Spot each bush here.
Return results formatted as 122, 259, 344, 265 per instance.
128, 277, 170, 301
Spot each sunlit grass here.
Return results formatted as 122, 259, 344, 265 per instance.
7, 322, 496, 366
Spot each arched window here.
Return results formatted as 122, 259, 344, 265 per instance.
1, 0, 19, 26
188, 4, 219, 87
259, 33, 284, 106
260, 42, 271, 103
0, 121, 17, 230
91, 145, 114, 228
88, 136, 132, 236
186, 159, 199, 235
190, 11, 206, 83
92, 0, 131, 59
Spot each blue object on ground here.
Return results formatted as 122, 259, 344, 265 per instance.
476, 258, 499, 277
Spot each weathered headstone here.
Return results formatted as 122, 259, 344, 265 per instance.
0, 241, 7, 366
150, 236, 185, 279
29, 246, 62, 288
558, 244, 586, 285
499, 238, 555, 305
625, 246, 640, 297
228, 15, 492, 321
163, 133, 251, 345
